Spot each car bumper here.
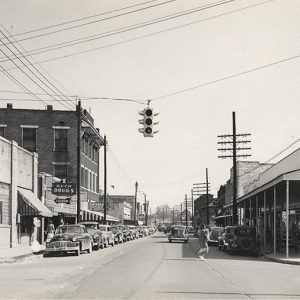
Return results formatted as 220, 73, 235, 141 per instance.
45, 241, 79, 253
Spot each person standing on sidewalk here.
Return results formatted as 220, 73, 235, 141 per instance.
197, 224, 210, 261
46, 221, 55, 242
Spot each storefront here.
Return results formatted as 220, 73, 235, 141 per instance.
236, 149, 300, 258
18, 187, 54, 245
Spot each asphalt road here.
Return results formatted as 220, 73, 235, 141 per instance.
1, 233, 300, 299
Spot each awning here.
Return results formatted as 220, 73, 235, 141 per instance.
81, 208, 119, 222
18, 187, 54, 217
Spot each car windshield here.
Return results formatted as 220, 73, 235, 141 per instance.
56, 226, 82, 234
171, 227, 186, 235
99, 226, 107, 231
86, 228, 97, 234
111, 227, 118, 231
81, 223, 97, 228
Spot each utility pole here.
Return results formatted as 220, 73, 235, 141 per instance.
206, 168, 209, 225
191, 189, 194, 228
76, 100, 81, 223
134, 182, 138, 225
185, 194, 188, 227
144, 193, 147, 225
103, 135, 107, 224
218, 111, 251, 225
180, 203, 183, 225
162, 207, 165, 224
172, 207, 175, 224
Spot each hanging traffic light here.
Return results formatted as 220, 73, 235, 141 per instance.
138, 106, 159, 137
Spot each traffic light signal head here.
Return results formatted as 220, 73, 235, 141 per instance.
138, 106, 159, 137
144, 108, 153, 137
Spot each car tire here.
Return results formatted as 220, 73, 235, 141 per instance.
239, 238, 255, 252
87, 242, 92, 253
169, 239, 172, 243
76, 247, 80, 256
111, 240, 115, 247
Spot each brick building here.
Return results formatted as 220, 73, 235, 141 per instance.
0, 103, 104, 226
218, 161, 273, 226
194, 194, 215, 226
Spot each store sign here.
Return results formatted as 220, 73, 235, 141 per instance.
55, 197, 71, 204
52, 183, 76, 196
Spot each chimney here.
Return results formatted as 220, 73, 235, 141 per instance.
7, 103, 13, 109
47, 105, 53, 111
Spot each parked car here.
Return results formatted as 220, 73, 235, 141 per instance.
118, 225, 129, 242
111, 225, 124, 244
218, 226, 235, 251
164, 225, 171, 234
208, 226, 225, 246
129, 225, 139, 239
137, 226, 145, 238
44, 224, 93, 256
98, 225, 115, 247
168, 225, 189, 243
79, 221, 104, 250
227, 225, 260, 255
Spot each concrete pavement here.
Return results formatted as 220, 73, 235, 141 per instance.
1, 233, 300, 299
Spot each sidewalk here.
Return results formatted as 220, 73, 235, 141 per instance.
264, 252, 300, 265
0, 244, 45, 264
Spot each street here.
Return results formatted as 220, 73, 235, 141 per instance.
1, 233, 300, 299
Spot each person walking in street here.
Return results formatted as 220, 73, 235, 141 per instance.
197, 224, 210, 261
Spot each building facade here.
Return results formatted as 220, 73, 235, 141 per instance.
0, 136, 53, 248
0, 104, 104, 224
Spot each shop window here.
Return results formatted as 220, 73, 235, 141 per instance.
0, 201, 3, 224
54, 165, 68, 180
0, 127, 5, 138
54, 129, 68, 151
22, 128, 37, 151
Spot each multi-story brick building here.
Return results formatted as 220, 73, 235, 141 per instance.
0, 103, 104, 226
194, 194, 215, 226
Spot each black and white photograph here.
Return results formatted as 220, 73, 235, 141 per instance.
0, 0, 300, 299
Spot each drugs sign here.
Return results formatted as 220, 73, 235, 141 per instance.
52, 183, 76, 196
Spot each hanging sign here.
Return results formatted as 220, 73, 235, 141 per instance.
52, 183, 76, 196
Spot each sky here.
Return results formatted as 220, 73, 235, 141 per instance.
1, 0, 300, 211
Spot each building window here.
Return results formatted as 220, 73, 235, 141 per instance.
54, 165, 68, 180
22, 128, 37, 151
81, 166, 85, 187
0, 127, 5, 138
54, 129, 68, 151
0, 201, 3, 224
85, 169, 88, 189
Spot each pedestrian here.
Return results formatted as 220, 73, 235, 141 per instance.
197, 224, 210, 261
28, 219, 35, 246
46, 220, 55, 241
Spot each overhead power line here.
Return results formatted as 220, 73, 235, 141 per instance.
3, 0, 162, 38
0, 0, 273, 71
0, 0, 235, 62
1, 0, 176, 45
151, 52, 300, 101
0, 29, 74, 110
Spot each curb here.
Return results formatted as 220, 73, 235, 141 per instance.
264, 255, 300, 265
0, 252, 43, 264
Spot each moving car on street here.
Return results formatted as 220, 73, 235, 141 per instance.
44, 224, 93, 256
168, 225, 189, 243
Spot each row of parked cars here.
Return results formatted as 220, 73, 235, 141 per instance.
194, 225, 260, 256
43, 222, 156, 257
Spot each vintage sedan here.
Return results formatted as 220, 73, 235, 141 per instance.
208, 226, 225, 246
111, 225, 124, 244
44, 224, 93, 257
98, 225, 115, 247
168, 225, 189, 243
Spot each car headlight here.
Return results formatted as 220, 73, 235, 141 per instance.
72, 237, 77, 242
